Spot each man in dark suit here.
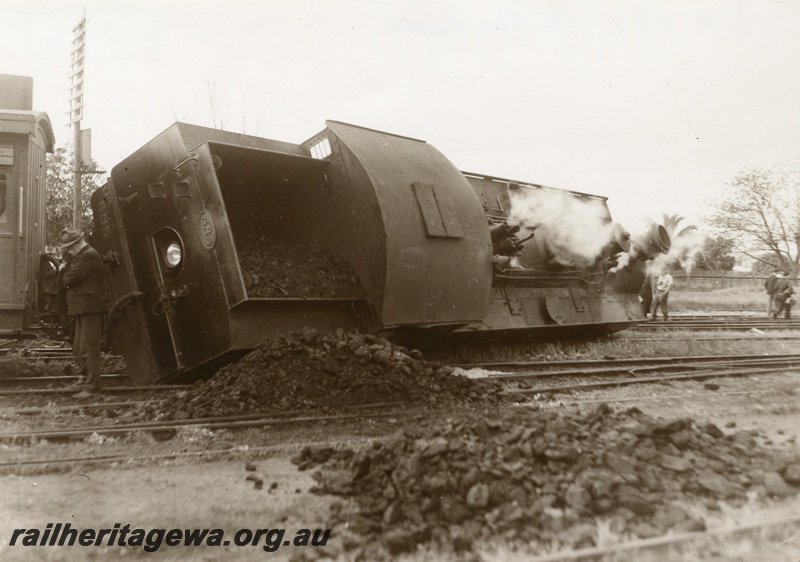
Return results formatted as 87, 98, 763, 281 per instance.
639, 272, 654, 319
772, 270, 795, 320
59, 227, 109, 397
765, 268, 780, 317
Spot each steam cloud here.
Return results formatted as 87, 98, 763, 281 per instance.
608, 251, 630, 273
507, 188, 616, 269
648, 226, 706, 277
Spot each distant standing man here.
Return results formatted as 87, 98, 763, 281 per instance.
59, 227, 109, 397
765, 268, 780, 317
650, 269, 674, 321
639, 272, 654, 319
772, 271, 795, 320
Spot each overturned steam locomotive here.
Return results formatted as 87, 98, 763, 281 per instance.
89, 121, 670, 382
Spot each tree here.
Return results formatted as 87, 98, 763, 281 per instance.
45, 145, 104, 246
650, 213, 706, 274
660, 213, 698, 241
696, 235, 736, 271
750, 253, 782, 276
708, 163, 800, 274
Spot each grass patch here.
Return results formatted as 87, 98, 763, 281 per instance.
671, 287, 766, 310
430, 332, 798, 364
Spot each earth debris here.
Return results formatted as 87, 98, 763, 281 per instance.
150, 328, 503, 421
291, 404, 800, 559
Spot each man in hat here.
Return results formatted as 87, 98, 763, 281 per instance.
765, 267, 781, 317
649, 267, 674, 321
639, 271, 654, 319
59, 227, 109, 397
772, 270, 795, 320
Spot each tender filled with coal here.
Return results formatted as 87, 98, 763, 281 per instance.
234, 234, 365, 298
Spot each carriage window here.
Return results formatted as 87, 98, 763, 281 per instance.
0, 172, 7, 222
0, 144, 12, 223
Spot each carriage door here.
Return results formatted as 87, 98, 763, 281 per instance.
0, 145, 18, 309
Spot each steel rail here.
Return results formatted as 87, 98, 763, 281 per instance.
0, 402, 404, 443
632, 321, 800, 331
702, 319, 796, 324
653, 313, 791, 320
0, 437, 379, 469
618, 336, 800, 342
456, 353, 800, 373
505, 364, 797, 396
0, 384, 191, 396
0, 445, 279, 469
4, 400, 155, 415
489, 356, 800, 381
549, 387, 786, 405
529, 512, 800, 562
1, 348, 122, 358
0, 374, 129, 385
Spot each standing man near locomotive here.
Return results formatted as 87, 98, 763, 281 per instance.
765, 267, 780, 317
59, 227, 109, 397
639, 271, 654, 319
649, 268, 674, 321
37, 246, 61, 317
771, 271, 795, 319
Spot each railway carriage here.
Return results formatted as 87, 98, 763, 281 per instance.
0, 74, 55, 333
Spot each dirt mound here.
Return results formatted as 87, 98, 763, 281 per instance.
0, 337, 68, 379
159, 329, 503, 420
293, 405, 800, 559
234, 235, 364, 298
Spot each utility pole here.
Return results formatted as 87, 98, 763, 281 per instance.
69, 14, 86, 230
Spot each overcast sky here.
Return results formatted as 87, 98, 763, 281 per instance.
3, 0, 799, 232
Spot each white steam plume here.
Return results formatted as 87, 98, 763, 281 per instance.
647, 227, 706, 277
608, 251, 630, 273
508, 188, 615, 269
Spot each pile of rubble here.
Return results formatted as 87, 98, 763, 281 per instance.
159, 328, 503, 420
0, 356, 56, 378
0, 337, 64, 379
293, 405, 800, 558
234, 234, 364, 298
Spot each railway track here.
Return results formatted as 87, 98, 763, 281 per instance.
6, 399, 156, 415
506, 362, 796, 396
6, 351, 799, 397
0, 346, 124, 359
0, 373, 130, 386
457, 352, 800, 373
620, 335, 800, 342
453, 353, 800, 397
0, 402, 404, 446
3, 326, 798, 469
632, 315, 800, 331
0, 439, 373, 470
5, 354, 797, 442
0, 384, 190, 396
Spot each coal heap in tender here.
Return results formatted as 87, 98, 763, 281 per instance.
164, 328, 502, 420
234, 234, 365, 298
293, 405, 800, 558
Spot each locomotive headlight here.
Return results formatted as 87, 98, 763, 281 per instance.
164, 242, 183, 268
